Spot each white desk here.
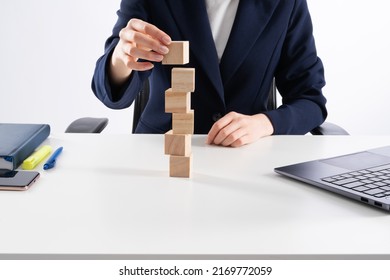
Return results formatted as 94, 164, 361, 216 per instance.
1, 134, 390, 259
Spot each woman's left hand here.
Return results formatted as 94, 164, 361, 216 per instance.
206, 112, 274, 147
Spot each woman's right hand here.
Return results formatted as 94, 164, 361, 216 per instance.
109, 18, 171, 86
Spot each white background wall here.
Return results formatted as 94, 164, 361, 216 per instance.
1, 0, 389, 135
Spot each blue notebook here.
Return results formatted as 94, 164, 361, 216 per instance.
0, 123, 50, 170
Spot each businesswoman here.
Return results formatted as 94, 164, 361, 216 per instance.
92, 0, 327, 147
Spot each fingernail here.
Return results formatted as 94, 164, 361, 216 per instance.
133, 21, 145, 31
159, 46, 169, 54
162, 36, 171, 45
153, 54, 164, 61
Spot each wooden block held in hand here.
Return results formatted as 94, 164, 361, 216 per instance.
171, 68, 195, 92
170, 154, 192, 178
165, 89, 191, 113
162, 41, 189, 65
164, 130, 191, 156
172, 110, 194, 134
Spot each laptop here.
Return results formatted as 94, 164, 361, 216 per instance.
274, 146, 390, 211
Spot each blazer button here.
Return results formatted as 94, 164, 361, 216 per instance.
212, 113, 223, 122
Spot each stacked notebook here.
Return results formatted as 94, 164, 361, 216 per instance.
0, 123, 50, 170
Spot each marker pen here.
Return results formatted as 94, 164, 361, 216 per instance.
22, 145, 52, 170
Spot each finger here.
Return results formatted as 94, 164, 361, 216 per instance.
220, 127, 248, 147
225, 128, 249, 147
119, 48, 154, 71
120, 28, 169, 55
121, 42, 164, 62
128, 18, 171, 45
230, 133, 250, 148
206, 114, 234, 145
125, 60, 154, 71
213, 121, 242, 145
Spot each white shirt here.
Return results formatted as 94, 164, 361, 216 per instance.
205, 0, 240, 62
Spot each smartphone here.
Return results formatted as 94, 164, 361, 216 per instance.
0, 170, 40, 191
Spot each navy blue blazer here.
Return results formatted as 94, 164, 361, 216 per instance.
92, 0, 327, 134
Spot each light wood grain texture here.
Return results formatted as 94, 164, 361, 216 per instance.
171, 68, 195, 92
162, 41, 189, 65
165, 89, 191, 113
169, 154, 192, 178
172, 110, 194, 134
164, 130, 191, 156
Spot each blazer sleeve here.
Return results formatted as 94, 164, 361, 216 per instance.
91, 0, 150, 109
263, 0, 327, 134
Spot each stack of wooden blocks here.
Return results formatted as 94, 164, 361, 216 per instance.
162, 41, 195, 178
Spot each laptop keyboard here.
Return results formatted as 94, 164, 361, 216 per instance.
321, 164, 390, 199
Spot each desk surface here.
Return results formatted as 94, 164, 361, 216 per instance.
1, 134, 390, 259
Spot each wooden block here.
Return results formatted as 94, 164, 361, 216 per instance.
165, 89, 191, 113
171, 68, 195, 92
164, 130, 191, 156
162, 41, 189, 65
170, 154, 192, 178
172, 110, 194, 134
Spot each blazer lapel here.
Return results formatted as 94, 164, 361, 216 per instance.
166, 0, 225, 102
219, 0, 281, 86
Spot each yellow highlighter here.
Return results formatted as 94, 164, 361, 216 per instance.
22, 145, 52, 170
